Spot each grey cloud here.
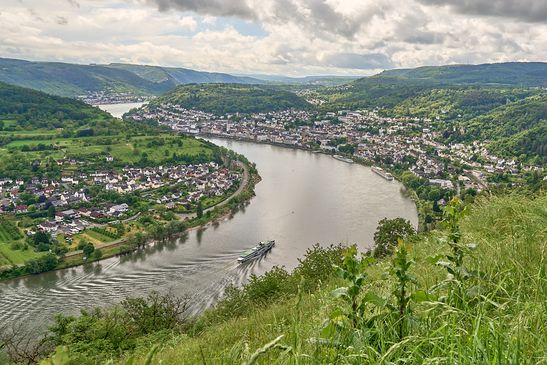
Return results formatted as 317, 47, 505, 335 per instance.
324, 53, 394, 70
403, 31, 446, 45
145, 0, 256, 19
144, 0, 388, 39
418, 0, 547, 23
56, 16, 68, 25
66, 0, 80, 8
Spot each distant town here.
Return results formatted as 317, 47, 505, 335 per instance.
78, 90, 154, 105
128, 104, 545, 196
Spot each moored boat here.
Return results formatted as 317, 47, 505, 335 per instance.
333, 155, 354, 164
371, 166, 394, 181
238, 240, 275, 263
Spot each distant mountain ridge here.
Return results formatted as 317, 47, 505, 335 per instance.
321, 62, 547, 109
376, 62, 547, 86
0, 58, 264, 97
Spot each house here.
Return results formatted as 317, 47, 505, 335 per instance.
15, 205, 28, 214
90, 211, 106, 220
38, 221, 57, 233
60, 209, 80, 220
108, 203, 129, 215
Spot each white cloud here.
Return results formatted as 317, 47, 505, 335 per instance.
0, 0, 545, 76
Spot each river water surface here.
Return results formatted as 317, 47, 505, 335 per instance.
0, 105, 418, 333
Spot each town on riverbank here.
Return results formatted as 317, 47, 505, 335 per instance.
127, 104, 545, 226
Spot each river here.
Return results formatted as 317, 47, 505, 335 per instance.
96, 102, 146, 118
0, 105, 418, 333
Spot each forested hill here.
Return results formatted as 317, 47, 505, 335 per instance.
377, 62, 547, 87
0, 58, 263, 97
317, 62, 547, 163
149, 83, 311, 114
322, 62, 547, 109
0, 81, 113, 130
108, 63, 262, 85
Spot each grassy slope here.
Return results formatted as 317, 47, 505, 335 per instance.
125, 193, 546, 364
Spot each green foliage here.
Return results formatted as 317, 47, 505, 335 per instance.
432, 197, 481, 308
30, 194, 546, 364
458, 93, 547, 164
376, 62, 547, 87
200, 244, 346, 325
327, 246, 375, 329
23, 253, 59, 275
149, 83, 311, 114
0, 58, 171, 97
78, 241, 95, 257
45, 291, 190, 364
292, 244, 346, 293
0, 217, 23, 242
196, 200, 203, 219
0, 81, 112, 130
318, 63, 546, 162
373, 217, 416, 257
389, 242, 417, 340
89, 227, 121, 240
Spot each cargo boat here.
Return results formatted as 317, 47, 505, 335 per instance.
371, 166, 394, 181
237, 240, 275, 263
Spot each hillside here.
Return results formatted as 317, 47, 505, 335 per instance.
108, 63, 261, 85
0, 81, 217, 179
322, 62, 547, 109
455, 93, 547, 163
31, 193, 547, 364
316, 63, 547, 163
148, 83, 311, 114
0, 58, 263, 98
0, 81, 114, 130
380, 62, 547, 86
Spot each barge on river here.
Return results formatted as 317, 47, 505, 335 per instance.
238, 240, 275, 263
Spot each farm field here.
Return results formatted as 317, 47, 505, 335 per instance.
0, 217, 23, 243
0, 244, 44, 266
1, 134, 212, 164
82, 229, 118, 244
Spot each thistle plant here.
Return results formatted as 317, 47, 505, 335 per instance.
389, 241, 417, 340
434, 197, 479, 307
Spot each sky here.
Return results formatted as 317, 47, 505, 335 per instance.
1, 0, 546, 76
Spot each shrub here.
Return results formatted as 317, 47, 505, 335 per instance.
292, 244, 346, 293
373, 217, 415, 257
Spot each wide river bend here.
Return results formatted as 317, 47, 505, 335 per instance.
0, 106, 418, 333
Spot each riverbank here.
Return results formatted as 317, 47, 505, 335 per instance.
0, 162, 259, 282
0, 136, 417, 335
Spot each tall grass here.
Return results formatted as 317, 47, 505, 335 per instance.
57, 194, 547, 364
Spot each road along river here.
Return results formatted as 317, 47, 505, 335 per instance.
0, 112, 417, 333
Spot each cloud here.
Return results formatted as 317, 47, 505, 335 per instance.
179, 15, 197, 31
0, 0, 546, 76
66, 0, 80, 8
145, 0, 256, 19
56, 16, 68, 25
323, 53, 394, 69
416, 0, 547, 23
145, 0, 388, 39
